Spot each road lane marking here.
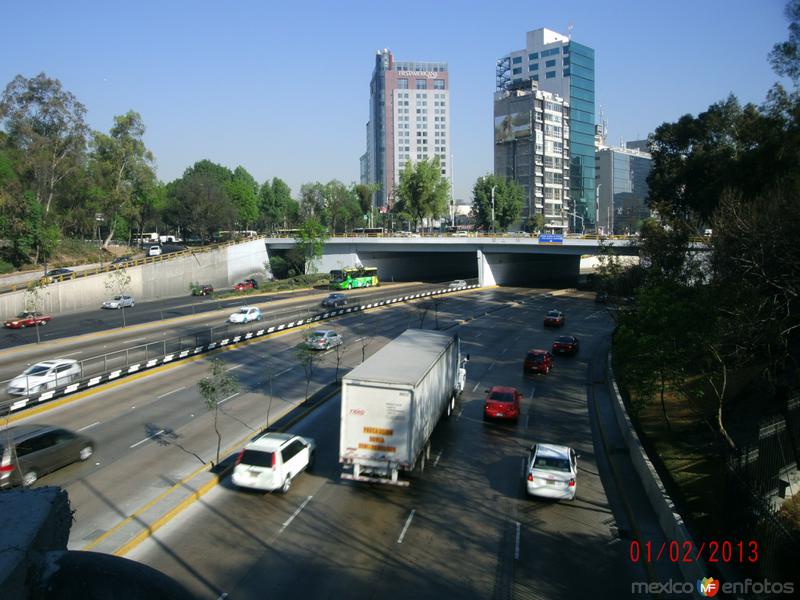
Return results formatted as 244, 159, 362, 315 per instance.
130, 429, 164, 448
226, 364, 243, 372
456, 408, 464, 421
218, 392, 240, 405
279, 495, 313, 534
56, 351, 83, 358
275, 367, 293, 377
126, 338, 147, 344
501, 347, 508, 354
514, 521, 521, 560
397, 509, 416, 544
525, 413, 530, 429
157, 386, 186, 399
433, 450, 442, 467
78, 421, 101, 432
472, 381, 481, 392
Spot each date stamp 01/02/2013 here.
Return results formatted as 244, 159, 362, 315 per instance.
629, 539, 759, 564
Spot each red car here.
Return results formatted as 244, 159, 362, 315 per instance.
4, 311, 52, 329
543, 310, 565, 327
483, 386, 521, 422
524, 349, 553, 375
233, 278, 258, 291
552, 335, 579, 356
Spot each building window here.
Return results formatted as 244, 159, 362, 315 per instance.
512, 67, 522, 75
545, 59, 556, 68
530, 63, 538, 71
532, 74, 539, 81
546, 71, 556, 79
563, 57, 570, 66
415, 79, 427, 90
563, 69, 570, 77
434, 79, 444, 90
529, 52, 538, 60
398, 78, 408, 89
512, 56, 522, 64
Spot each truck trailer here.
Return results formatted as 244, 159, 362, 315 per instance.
339, 329, 467, 486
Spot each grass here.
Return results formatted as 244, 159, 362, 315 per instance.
7, 238, 140, 273
213, 274, 330, 300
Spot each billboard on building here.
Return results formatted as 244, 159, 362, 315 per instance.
494, 111, 531, 143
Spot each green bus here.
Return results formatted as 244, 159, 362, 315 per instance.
330, 267, 379, 290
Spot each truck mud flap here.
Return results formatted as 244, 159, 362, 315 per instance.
341, 473, 410, 487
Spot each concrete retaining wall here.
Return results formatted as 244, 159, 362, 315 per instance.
0, 239, 268, 318
607, 352, 706, 584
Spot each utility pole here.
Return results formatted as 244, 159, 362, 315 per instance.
491, 185, 496, 235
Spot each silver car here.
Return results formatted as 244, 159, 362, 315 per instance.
102, 295, 135, 309
305, 330, 343, 350
7, 359, 81, 396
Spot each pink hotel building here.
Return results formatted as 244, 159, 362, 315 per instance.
360, 49, 451, 210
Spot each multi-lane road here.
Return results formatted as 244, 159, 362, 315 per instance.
6, 285, 680, 598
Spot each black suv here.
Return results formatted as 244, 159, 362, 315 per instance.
0, 424, 95, 488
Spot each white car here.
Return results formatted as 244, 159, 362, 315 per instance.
7, 359, 81, 396
305, 330, 343, 350
228, 306, 262, 324
102, 295, 135, 309
525, 443, 578, 501
148, 245, 162, 257
449, 279, 467, 288
232, 432, 315, 493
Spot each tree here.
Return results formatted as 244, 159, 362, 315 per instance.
0, 73, 88, 262
23, 282, 49, 344
89, 111, 156, 248
324, 180, 361, 233
769, 0, 800, 84
294, 345, 316, 401
394, 157, 450, 230
355, 183, 379, 215
259, 177, 293, 231
165, 165, 236, 241
198, 358, 239, 466
299, 182, 326, 221
294, 216, 328, 274
105, 268, 132, 326
227, 166, 259, 229
471, 175, 523, 232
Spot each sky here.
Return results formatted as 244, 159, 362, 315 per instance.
0, 0, 791, 201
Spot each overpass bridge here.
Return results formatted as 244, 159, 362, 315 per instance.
265, 235, 639, 287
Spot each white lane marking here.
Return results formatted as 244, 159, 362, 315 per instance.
472, 381, 481, 393
157, 386, 186, 399
78, 421, 101, 432
226, 364, 243, 372
501, 348, 508, 355
475, 332, 482, 338
219, 392, 240, 405
487, 361, 496, 371
275, 367, 293, 377
217, 594, 229, 600
279, 495, 313, 534
515, 521, 521, 560
126, 338, 147, 344
397, 509, 416, 544
457, 408, 464, 421
525, 413, 530, 429
56, 351, 83, 358
130, 429, 165, 449
433, 450, 442, 467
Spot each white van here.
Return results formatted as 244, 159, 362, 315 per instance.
232, 432, 315, 493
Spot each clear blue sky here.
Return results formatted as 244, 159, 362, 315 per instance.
0, 0, 790, 201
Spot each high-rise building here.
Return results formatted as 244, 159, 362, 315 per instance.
595, 145, 652, 235
497, 28, 596, 230
494, 81, 570, 232
362, 49, 451, 210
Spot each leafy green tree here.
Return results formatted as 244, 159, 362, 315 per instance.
299, 182, 326, 222
199, 358, 239, 466
165, 160, 236, 241
769, 0, 800, 83
104, 268, 132, 326
394, 157, 450, 230
355, 183, 379, 215
0, 73, 88, 262
324, 180, 360, 233
471, 175, 523, 232
89, 111, 156, 248
227, 166, 259, 229
259, 177, 293, 231
294, 216, 328, 273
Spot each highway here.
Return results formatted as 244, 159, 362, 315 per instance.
102, 287, 641, 599
0, 281, 441, 399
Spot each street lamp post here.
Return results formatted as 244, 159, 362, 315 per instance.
566, 212, 584, 234
491, 185, 496, 235
595, 184, 602, 238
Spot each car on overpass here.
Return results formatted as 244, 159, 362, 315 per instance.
0, 424, 95, 488
41, 267, 74, 283
543, 309, 565, 327
525, 443, 578, 501
4, 311, 52, 329
7, 359, 81, 396
228, 306, 262, 324
232, 432, 315, 493
147, 245, 162, 257
449, 279, 467, 288
101, 295, 135, 309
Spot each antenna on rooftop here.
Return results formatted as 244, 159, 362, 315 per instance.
567, 22, 574, 39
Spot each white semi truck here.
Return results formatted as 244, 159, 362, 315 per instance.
339, 329, 467, 486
